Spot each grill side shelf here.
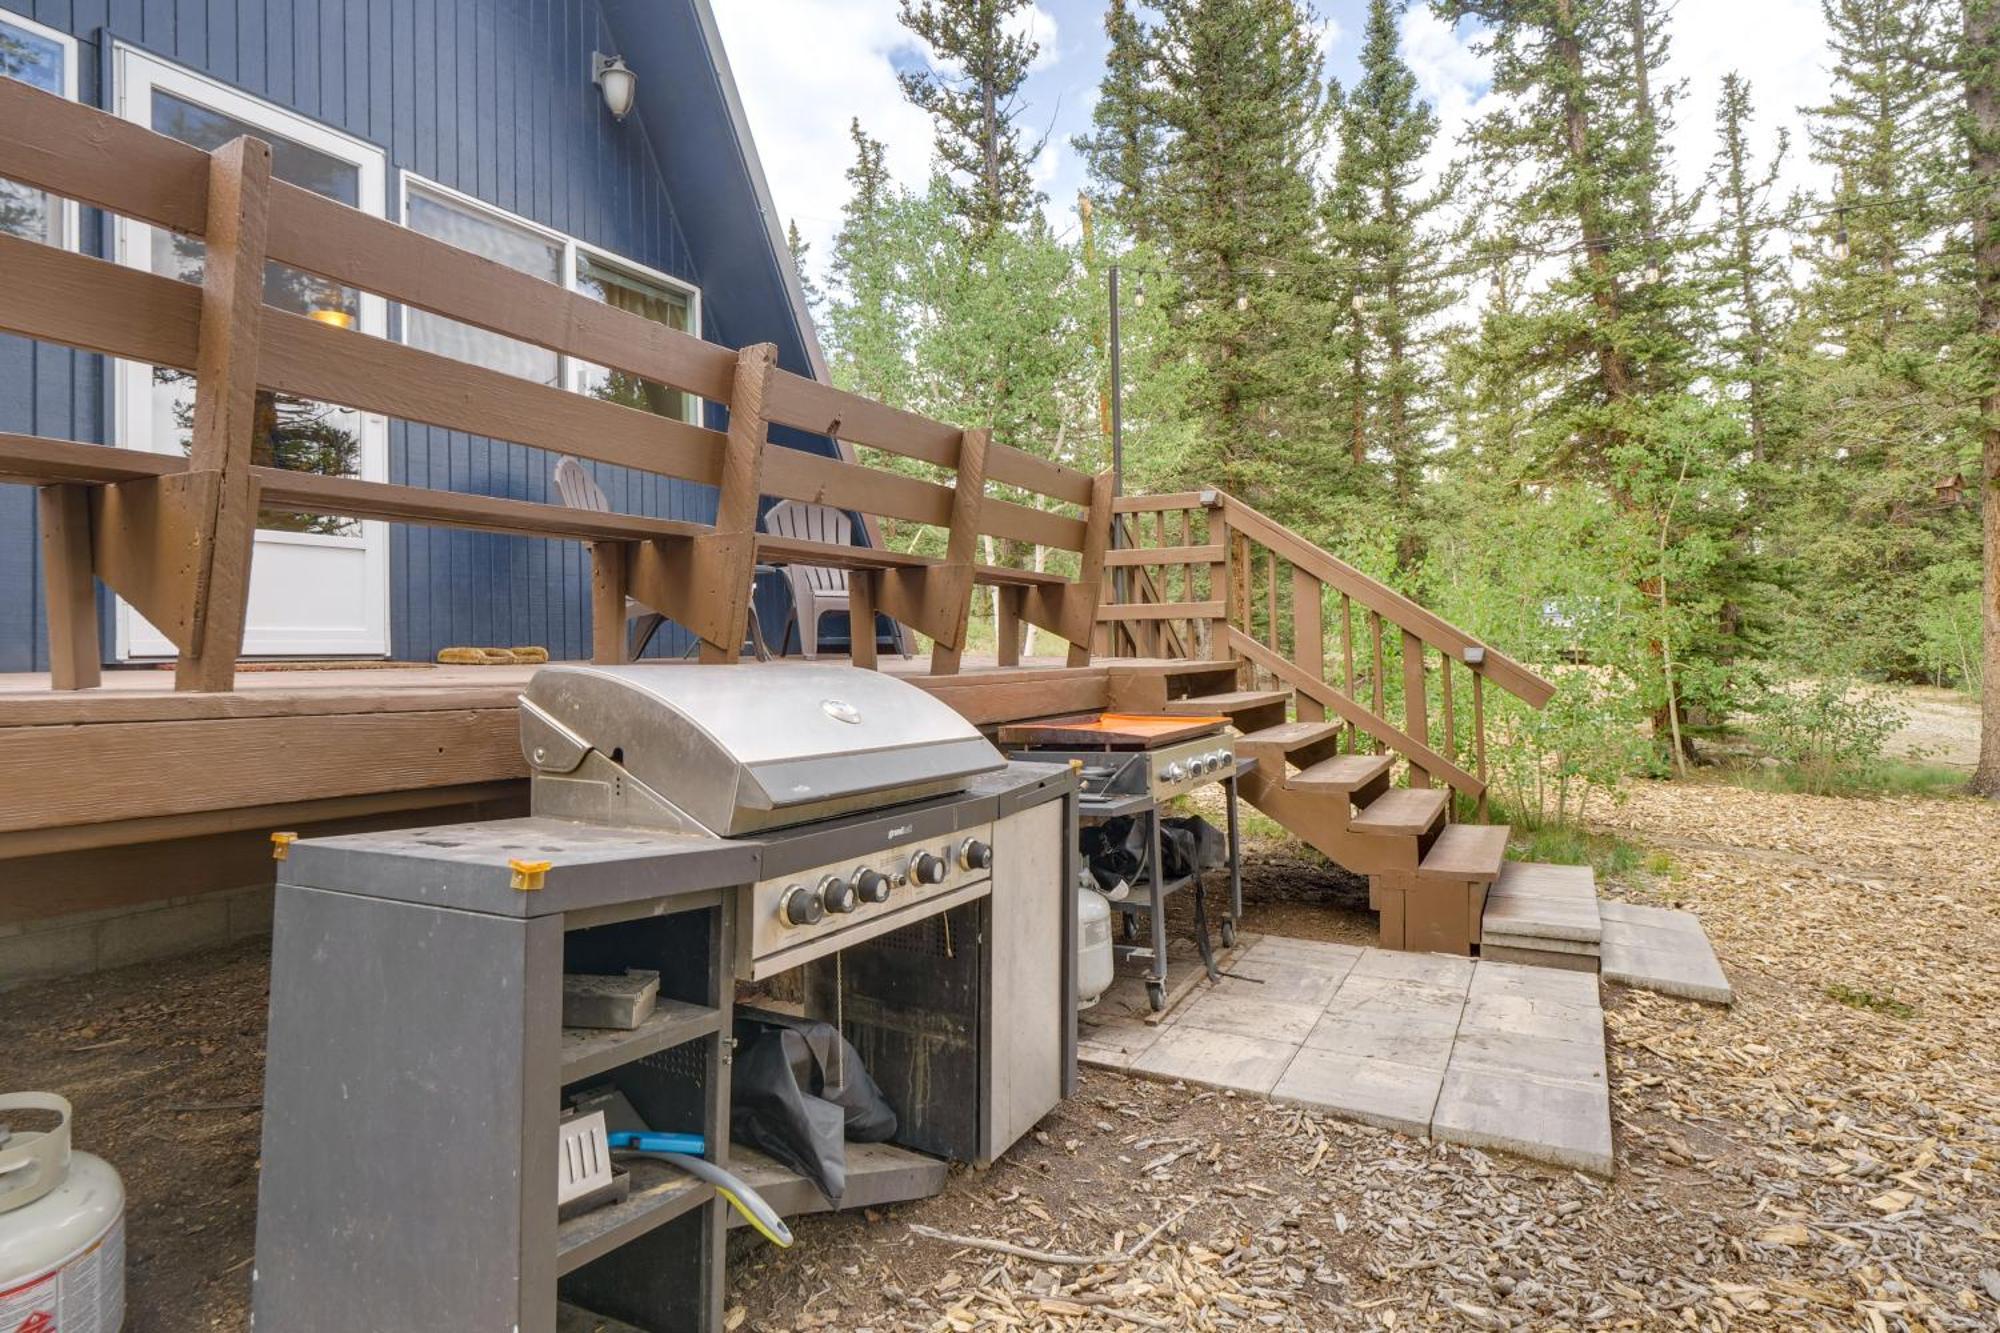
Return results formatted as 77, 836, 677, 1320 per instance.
559, 999, 724, 1084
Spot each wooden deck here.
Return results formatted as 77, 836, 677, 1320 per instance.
0, 655, 1196, 929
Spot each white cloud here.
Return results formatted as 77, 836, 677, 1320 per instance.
709, 1, 938, 274
1008, 3, 1062, 73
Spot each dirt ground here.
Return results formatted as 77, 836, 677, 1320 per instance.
1880, 685, 1982, 769
3, 778, 1997, 1331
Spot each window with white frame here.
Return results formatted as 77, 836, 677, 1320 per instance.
400, 176, 702, 424
0, 8, 78, 248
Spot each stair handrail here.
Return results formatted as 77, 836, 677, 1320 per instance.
1212, 492, 1553, 710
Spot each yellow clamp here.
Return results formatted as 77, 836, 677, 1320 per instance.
270, 831, 299, 861
509, 858, 553, 892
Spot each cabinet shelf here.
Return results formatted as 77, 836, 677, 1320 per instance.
560, 998, 722, 1084
556, 1157, 712, 1277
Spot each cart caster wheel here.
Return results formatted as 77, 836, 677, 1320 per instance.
1220, 921, 1237, 949
1147, 981, 1167, 1012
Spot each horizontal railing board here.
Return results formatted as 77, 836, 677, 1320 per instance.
0, 78, 1089, 510
0, 234, 1094, 552
1104, 544, 1223, 566
1098, 601, 1224, 621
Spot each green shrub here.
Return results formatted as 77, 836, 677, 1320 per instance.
1745, 678, 1905, 795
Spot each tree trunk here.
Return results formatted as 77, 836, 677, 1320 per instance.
1974, 0, 2000, 796
1553, 0, 1633, 420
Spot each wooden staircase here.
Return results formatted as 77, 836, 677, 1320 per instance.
1097, 492, 1573, 956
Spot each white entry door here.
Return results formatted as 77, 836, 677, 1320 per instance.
112, 47, 390, 659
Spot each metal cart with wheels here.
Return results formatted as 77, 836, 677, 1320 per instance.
1001, 712, 1251, 1013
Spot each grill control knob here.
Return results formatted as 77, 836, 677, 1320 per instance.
855, 868, 892, 903
1163, 762, 1187, 783
819, 875, 858, 914
958, 838, 993, 872
909, 850, 948, 885
779, 884, 824, 927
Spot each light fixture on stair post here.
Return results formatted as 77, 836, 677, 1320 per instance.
593, 52, 637, 121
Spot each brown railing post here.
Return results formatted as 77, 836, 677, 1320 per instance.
1402, 630, 1430, 790
849, 571, 879, 669
1063, 468, 1115, 667
590, 541, 631, 664
1292, 567, 1323, 723
1473, 671, 1489, 821
924, 427, 989, 676
995, 585, 1022, 667
177, 136, 273, 693
37, 484, 100, 689
698, 342, 776, 664
1203, 491, 1228, 660
1341, 595, 1358, 748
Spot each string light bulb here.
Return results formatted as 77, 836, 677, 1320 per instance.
1833, 218, 1851, 262
1351, 293, 1366, 313
1235, 291, 1249, 311
1133, 280, 1146, 308
1644, 260, 1662, 284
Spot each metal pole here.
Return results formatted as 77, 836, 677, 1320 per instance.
1109, 263, 1124, 500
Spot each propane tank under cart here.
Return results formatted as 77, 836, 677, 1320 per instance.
0, 1092, 126, 1333
251, 664, 1079, 1333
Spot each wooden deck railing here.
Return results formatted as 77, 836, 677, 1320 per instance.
1097, 489, 1555, 816
0, 79, 1113, 691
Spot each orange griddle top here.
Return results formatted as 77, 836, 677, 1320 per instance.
997, 712, 1229, 750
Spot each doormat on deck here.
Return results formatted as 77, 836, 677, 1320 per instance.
436, 646, 550, 665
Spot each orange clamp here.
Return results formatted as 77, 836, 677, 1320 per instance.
270, 831, 299, 861
509, 858, 553, 892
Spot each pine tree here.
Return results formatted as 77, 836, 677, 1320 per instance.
1143, 0, 1339, 525
825, 121, 913, 404
1073, 0, 1162, 239
1438, 0, 1709, 476
1772, 0, 1974, 679
1327, 0, 1459, 568
786, 218, 823, 322
1962, 0, 2000, 793
897, 0, 1046, 235
1703, 74, 1791, 463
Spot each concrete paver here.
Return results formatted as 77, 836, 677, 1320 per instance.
1129, 1023, 1299, 1095
1087, 936, 1614, 1174
1302, 1010, 1457, 1068
1272, 1050, 1446, 1137
1598, 900, 1733, 1005
1176, 989, 1325, 1045
1431, 1065, 1614, 1175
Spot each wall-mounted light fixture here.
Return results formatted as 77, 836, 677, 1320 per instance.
593, 52, 637, 121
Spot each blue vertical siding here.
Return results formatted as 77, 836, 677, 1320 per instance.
1, 0, 825, 668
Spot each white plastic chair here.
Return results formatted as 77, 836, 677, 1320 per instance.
762, 500, 907, 659
553, 456, 667, 657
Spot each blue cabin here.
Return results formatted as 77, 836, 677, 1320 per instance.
0, 0, 843, 669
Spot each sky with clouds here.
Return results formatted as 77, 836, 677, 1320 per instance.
711, 1, 1840, 291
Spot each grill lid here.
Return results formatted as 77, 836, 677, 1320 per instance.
520, 664, 1004, 836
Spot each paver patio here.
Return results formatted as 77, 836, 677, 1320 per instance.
1080, 935, 1615, 1174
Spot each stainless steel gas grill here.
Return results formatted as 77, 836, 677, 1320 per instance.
255, 664, 1078, 1333
520, 664, 1013, 979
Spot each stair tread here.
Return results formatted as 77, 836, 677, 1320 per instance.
1236, 720, 1343, 754
1162, 689, 1290, 715
1286, 752, 1394, 794
1418, 822, 1512, 880
1482, 861, 1602, 943
1350, 786, 1448, 836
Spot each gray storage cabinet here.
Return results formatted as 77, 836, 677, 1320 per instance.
252, 765, 1077, 1333
253, 823, 753, 1332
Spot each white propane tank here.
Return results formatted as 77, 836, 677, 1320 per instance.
0, 1093, 125, 1332
1076, 876, 1115, 1009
